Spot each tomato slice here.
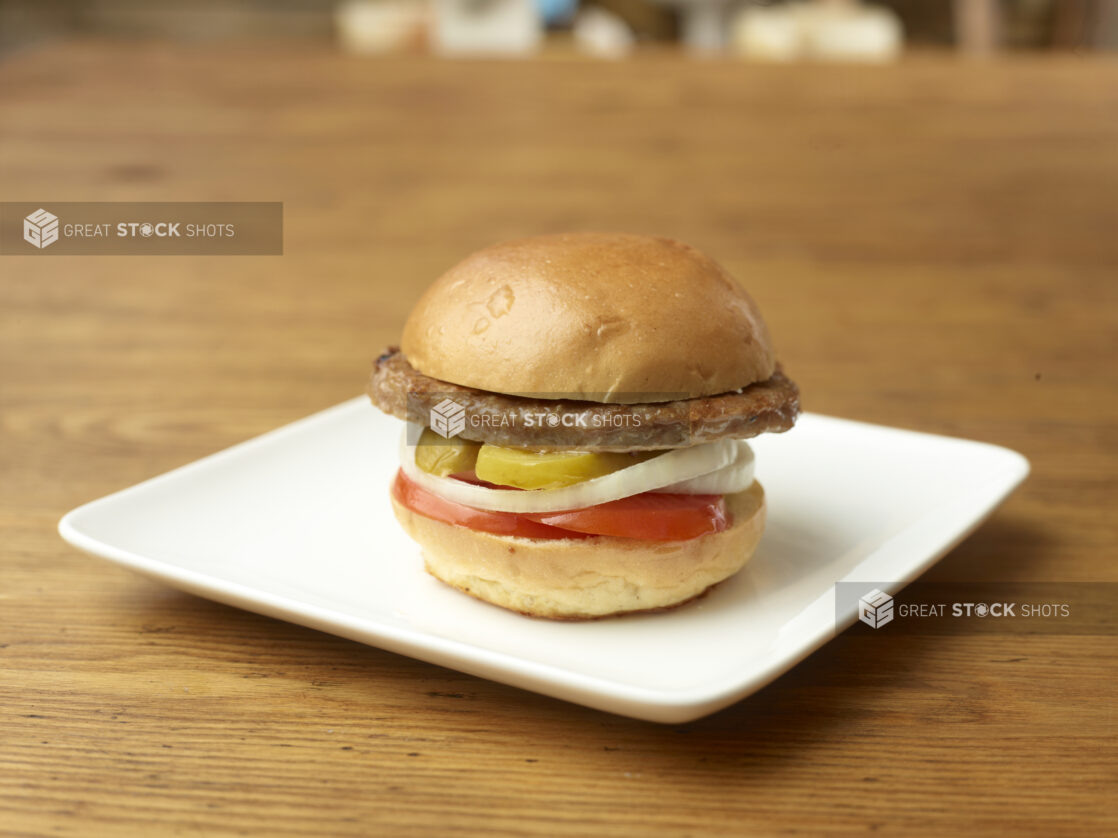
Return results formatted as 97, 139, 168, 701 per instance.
392, 470, 586, 540
393, 470, 728, 542
523, 493, 728, 541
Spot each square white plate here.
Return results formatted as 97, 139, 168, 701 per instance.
60, 399, 1028, 723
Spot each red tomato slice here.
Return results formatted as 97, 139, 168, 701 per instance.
392, 470, 586, 540
523, 493, 728, 541
393, 470, 727, 542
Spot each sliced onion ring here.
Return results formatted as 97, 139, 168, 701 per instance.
399, 425, 739, 514
653, 440, 754, 495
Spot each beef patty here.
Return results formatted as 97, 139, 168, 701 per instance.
369, 347, 799, 451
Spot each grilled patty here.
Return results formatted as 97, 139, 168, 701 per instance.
369, 347, 799, 451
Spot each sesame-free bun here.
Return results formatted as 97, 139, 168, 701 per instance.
391, 482, 766, 620
400, 233, 776, 404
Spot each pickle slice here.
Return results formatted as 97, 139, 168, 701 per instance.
474, 444, 658, 490
415, 428, 482, 477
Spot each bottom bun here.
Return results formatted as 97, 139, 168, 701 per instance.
390, 482, 765, 620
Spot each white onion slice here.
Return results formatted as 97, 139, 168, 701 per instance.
399, 426, 739, 513
654, 441, 755, 495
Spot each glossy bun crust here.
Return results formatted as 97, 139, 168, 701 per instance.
400, 233, 777, 404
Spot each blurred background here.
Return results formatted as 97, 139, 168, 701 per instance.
3, 0, 1118, 59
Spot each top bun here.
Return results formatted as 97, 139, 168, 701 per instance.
400, 233, 777, 404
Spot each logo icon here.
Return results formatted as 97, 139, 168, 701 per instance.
858, 588, 894, 629
23, 208, 59, 249
430, 398, 466, 439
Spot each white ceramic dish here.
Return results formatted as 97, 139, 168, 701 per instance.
59, 399, 1028, 723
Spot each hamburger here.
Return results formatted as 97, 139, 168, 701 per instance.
369, 233, 799, 620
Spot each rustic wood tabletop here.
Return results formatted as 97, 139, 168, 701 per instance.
1, 42, 1115, 837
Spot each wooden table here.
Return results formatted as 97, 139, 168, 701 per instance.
2, 42, 1115, 836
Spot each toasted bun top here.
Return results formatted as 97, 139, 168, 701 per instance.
400, 233, 777, 404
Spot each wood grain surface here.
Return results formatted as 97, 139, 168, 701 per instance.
1, 42, 1116, 837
